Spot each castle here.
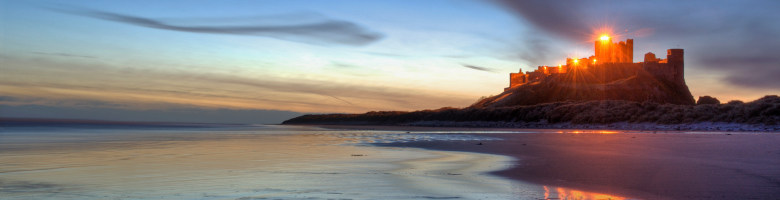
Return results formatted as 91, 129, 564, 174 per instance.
507, 36, 684, 90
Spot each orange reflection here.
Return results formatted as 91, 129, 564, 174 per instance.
544, 186, 628, 200
557, 130, 619, 134
544, 186, 550, 199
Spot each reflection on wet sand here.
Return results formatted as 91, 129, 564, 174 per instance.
544, 186, 628, 200
0, 126, 528, 199
557, 130, 620, 134
2, 131, 392, 199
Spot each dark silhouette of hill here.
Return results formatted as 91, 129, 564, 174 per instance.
474, 64, 695, 108
283, 95, 779, 126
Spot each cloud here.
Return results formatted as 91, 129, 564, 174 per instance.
318, 93, 355, 106
49, 6, 384, 46
460, 63, 498, 73
30, 52, 96, 59
0, 55, 475, 113
699, 54, 780, 89
361, 51, 415, 58
0, 180, 61, 192
504, 34, 556, 67
489, 0, 780, 89
490, 0, 590, 41
329, 61, 361, 68
0, 104, 307, 124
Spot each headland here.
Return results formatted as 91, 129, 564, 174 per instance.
283, 37, 779, 131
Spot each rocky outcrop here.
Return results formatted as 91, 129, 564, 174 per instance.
697, 96, 721, 105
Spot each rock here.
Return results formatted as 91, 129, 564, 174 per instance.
697, 96, 720, 105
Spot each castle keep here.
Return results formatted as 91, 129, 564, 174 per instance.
508, 37, 684, 90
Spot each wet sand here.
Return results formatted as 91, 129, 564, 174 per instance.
0, 125, 534, 199
323, 125, 780, 199
5, 124, 778, 199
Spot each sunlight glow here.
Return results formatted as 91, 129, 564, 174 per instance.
600, 35, 610, 41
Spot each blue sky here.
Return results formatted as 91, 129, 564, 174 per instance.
1, 0, 778, 123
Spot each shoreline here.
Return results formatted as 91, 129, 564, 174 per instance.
309, 125, 780, 199
292, 121, 780, 133
404, 121, 780, 132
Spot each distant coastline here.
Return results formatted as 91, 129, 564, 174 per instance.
0, 117, 242, 129
283, 95, 780, 132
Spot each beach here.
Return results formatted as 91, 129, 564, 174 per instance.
3, 124, 778, 199
350, 125, 780, 199
0, 124, 543, 199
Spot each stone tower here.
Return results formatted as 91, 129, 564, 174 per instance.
667, 49, 684, 85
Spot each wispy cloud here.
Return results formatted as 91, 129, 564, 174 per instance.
329, 61, 361, 68
30, 52, 95, 59
361, 51, 414, 58
48, 6, 384, 46
0, 104, 307, 124
0, 56, 474, 113
490, 0, 590, 41
460, 63, 498, 73
318, 93, 355, 106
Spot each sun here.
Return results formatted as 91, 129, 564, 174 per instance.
600, 35, 610, 41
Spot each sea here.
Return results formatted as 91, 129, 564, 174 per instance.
0, 121, 628, 200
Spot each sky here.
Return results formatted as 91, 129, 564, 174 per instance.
1, 0, 779, 124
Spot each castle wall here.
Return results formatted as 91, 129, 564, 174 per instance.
617, 41, 626, 63
501, 38, 692, 105
509, 72, 526, 88
527, 71, 546, 82
587, 63, 643, 83
508, 39, 684, 92
642, 49, 684, 85
627, 39, 634, 63
639, 49, 692, 104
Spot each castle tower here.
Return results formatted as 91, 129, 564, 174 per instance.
626, 39, 634, 63
595, 38, 634, 64
595, 37, 613, 63
618, 41, 626, 63
644, 52, 656, 63
509, 70, 527, 88
667, 49, 684, 85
